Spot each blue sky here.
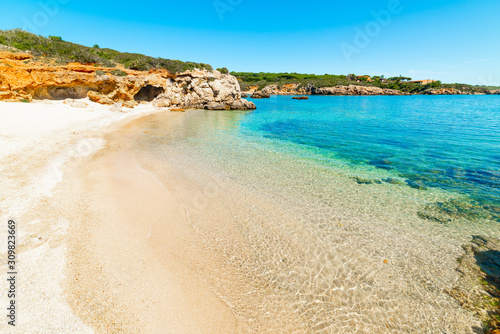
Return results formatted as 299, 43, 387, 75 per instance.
1, 0, 499, 85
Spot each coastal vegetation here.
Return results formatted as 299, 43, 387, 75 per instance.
232, 72, 498, 94
1, 29, 496, 94
0, 29, 212, 74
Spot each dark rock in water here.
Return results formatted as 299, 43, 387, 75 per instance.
241, 94, 248, 98
447, 167, 466, 180
368, 158, 393, 170
465, 169, 500, 188
351, 176, 382, 185
417, 198, 498, 224
405, 179, 427, 190
383, 178, 405, 185
446, 236, 500, 333
292, 96, 309, 100
417, 211, 449, 224
251, 91, 271, 99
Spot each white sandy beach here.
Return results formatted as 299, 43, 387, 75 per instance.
0, 99, 164, 333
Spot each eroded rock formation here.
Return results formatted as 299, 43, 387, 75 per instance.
0, 51, 255, 110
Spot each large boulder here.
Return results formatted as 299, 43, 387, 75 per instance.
88, 91, 114, 105
251, 91, 271, 99
228, 99, 256, 110
242, 99, 256, 109
205, 102, 229, 110
209, 76, 241, 102
261, 85, 278, 95
153, 97, 171, 108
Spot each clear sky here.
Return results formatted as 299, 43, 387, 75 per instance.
1, 0, 499, 85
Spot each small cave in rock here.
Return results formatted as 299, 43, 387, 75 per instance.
134, 85, 164, 102
33, 85, 95, 100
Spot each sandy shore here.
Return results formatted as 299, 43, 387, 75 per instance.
0, 99, 484, 333
0, 99, 165, 332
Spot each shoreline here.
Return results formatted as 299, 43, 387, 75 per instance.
55, 108, 486, 332
57, 117, 243, 332
0, 96, 496, 332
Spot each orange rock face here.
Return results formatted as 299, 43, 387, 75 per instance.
0, 51, 256, 110
0, 51, 169, 104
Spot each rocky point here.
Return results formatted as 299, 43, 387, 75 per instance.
0, 51, 256, 110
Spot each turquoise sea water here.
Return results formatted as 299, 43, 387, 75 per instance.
132, 95, 500, 332
247, 95, 500, 223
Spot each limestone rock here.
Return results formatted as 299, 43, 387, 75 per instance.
122, 100, 138, 108
88, 91, 114, 105
205, 102, 229, 110
228, 101, 243, 109
251, 91, 271, 99
261, 85, 278, 95
0, 51, 256, 110
241, 99, 256, 109
153, 97, 171, 108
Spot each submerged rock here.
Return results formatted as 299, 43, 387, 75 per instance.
418, 198, 498, 224
405, 179, 427, 190
292, 96, 309, 100
350, 176, 382, 185
368, 158, 393, 170
382, 178, 406, 185
447, 236, 500, 333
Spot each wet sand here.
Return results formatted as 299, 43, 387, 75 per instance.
57, 115, 243, 333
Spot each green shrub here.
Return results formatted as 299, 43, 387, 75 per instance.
217, 67, 229, 74
111, 69, 127, 77
0, 29, 213, 74
20, 98, 30, 103
231, 71, 487, 94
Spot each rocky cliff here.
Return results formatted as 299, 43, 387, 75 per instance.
0, 51, 255, 110
246, 83, 500, 97
423, 87, 500, 95
248, 84, 408, 96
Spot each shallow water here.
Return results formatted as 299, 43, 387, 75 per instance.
125, 95, 499, 333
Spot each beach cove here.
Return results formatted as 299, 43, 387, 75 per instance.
1, 95, 499, 332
